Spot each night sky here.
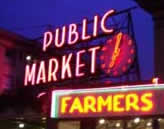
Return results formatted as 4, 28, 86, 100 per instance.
0, 0, 154, 80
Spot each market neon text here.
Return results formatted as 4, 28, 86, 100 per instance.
24, 9, 115, 86
24, 46, 100, 86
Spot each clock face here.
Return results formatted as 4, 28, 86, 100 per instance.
100, 32, 136, 77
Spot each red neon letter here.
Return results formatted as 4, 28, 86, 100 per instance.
36, 61, 46, 84
76, 49, 86, 77
48, 58, 59, 82
24, 63, 36, 86
43, 31, 53, 52
88, 46, 100, 74
93, 15, 99, 37
82, 19, 91, 40
101, 9, 115, 33
55, 26, 66, 48
68, 24, 79, 45
61, 53, 73, 79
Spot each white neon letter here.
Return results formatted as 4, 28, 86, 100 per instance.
82, 19, 91, 40
76, 50, 86, 77
48, 58, 59, 82
43, 31, 53, 52
88, 46, 101, 74
36, 61, 46, 84
24, 63, 36, 86
55, 26, 66, 48
101, 9, 115, 33
68, 23, 79, 45
61, 53, 73, 79
93, 15, 99, 37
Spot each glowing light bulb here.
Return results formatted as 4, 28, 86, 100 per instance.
19, 123, 24, 128
26, 55, 31, 61
99, 119, 105, 124
152, 77, 159, 85
42, 117, 47, 120
116, 122, 121, 127
134, 117, 140, 124
147, 122, 152, 127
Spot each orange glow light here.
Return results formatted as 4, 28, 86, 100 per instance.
109, 32, 122, 68
152, 78, 159, 85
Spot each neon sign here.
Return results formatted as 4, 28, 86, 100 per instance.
42, 9, 115, 51
24, 9, 115, 86
51, 84, 164, 119
24, 8, 136, 86
60, 93, 153, 114
24, 46, 100, 86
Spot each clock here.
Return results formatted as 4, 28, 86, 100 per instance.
100, 32, 136, 77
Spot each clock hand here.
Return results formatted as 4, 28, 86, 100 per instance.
109, 32, 122, 68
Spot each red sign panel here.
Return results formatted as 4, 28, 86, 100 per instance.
51, 84, 164, 119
